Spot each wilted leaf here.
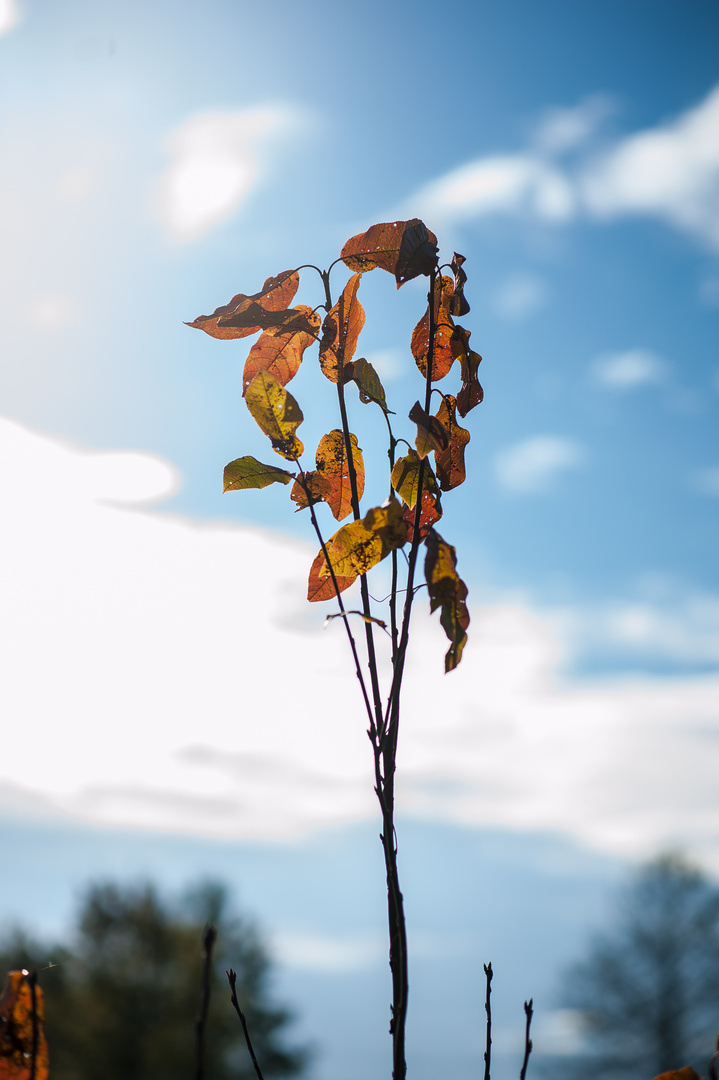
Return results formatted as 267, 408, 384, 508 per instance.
308, 499, 408, 602
434, 395, 470, 491
391, 448, 441, 510
290, 470, 332, 511
326, 610, 388, 631
319, 274, 365, 383
403, 488, 443, 543
185, 270, 300, 340
242, 306, 320, 392
411, 275, 456, 380
409, 401, 449, 459
424, 529, 470, 672
345, 357, 394, 414
223, 456, 294, 492
449, 252, 470, 316
451, 326, 484, 417
0, 971, 49, 1080
307, 548, 356, 602
340, 219, 438, 287
291, 431, 364, 521
245, 370, 304, 460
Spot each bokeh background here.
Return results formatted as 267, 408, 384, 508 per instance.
1, 1, 718, 1077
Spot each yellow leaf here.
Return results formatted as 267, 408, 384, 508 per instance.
244, 370, 304, 461
424, 530, 469, 672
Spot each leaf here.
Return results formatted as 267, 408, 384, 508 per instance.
341, 219, 439, 287
242, 305, 320, 392
345, 357, 394, 414
318, 274, 365, 383
450, 326, 484, 417
326, 610, 388, 631
308, 499, 408, 602
403, 488, 443, 544
449, 252, 470, 316
0, 972, 49, 1080
291, 431, 364, 521
410, 275, 456, 380
424, 529, 470, 672
290, 470, 332, 510
391, 448, 441, 510
433, 395, 470, 491
244, 370, 304, 461
185, 270, 300, 340
652, 1070, 702, 1080
307, 548, 357, 602
409, 401, 449, 459
223, 456, 294, 492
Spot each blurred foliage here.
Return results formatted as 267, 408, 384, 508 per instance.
0, 880, 309, 1080
554, 853, 719, 1080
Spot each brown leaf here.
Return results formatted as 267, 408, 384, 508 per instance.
290, 470, 333, 511
307, 548, 357, 602
291, 431, 364, 521
403, 488, 443, 543
318, 274, 365, 383
391, 448, 441, 510
449, 252, 470, 316
242, 305, 320, 392
410, 275, 456, 380
185, 270, 300, 340
451, 326, 484, 417
244, 370, 304, 460
340, 219, 438, 287
409, 401, 449, 459
0, 972, 49, 1080
362, 497, 408, 558
223, 456, 294, 492
424, 529, 470, 672
434, 395, 470, 491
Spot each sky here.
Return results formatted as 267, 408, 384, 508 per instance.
1, 1, 718, 1077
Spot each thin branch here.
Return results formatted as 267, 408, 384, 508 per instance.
519, 999, 534, 1080
227, 968, 265, 1080
483, 962, 493, 1080
194, 923, 216, 1080
27, 970, 38, 1080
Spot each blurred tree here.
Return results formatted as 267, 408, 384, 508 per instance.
555, 853, 719, 1080
0, 880, 309, 1080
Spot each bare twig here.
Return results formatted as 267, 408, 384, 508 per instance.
483, 962, 493, 1080
519, 999, 534, 1080
194, 923, 216, 1080
227, 968, 265, 1080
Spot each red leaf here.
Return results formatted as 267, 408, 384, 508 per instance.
403, 489, 443, 543
451, 326, 484, 417
242, 305, 320, 392
340, 219, 438, 287
307, 549, 357, 602
449, 252, 470, 316
434, 395, 470, 491
410, 275, 456, 380
186, 270, 300, 340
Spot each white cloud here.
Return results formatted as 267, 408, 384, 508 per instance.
0, 0, 20, 36
271, 931, 385, 972
692, 466, 719, 497
492, 273, 549, 319
590, 348, 667, 389
1, 418, 719, 869
156, 106, 302, 242
404, 84, 719, 251
494, 435, 584, 492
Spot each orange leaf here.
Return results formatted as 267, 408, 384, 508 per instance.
0, 972, 49, 1080
434, 395, 470, 491
341, 219, 438, 287
291, 431, 364, 521
290, 470, 332, 511
653, 1071, 702, 1080
424, 529, 470, 672
451, 326, 484, 417
307, 548, 357, 602
242, 305, 320, 392
449, 252, 470, 316
403, 488, 443, 544
409, 401, 449, 459
308, 499, 407, 602
319, 275, 365, 383
186, 270, 300, 340
410, 275, 456, 380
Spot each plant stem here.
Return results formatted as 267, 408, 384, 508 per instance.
194, 924, 216, 1080
483, 962, 493, 1080
227, 969, 265, 1080
519, 999, 534, 1080
27, 971, 38, 1080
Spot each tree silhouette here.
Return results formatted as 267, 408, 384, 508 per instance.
555, 853, 719, 1079
0, 880, 308, 1080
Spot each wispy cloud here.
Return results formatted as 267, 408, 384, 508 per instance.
405, 84, 719, 251
590, 348, 667, 389
156, 105, 305, 242
491, 273, 549, 319
494, 435, 585, 493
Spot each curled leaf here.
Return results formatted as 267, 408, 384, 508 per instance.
186, 270, 300, 340
326, 611, 388, 632
434, 395, 470, 491
291, 431, 364, 521
411, 275, 456, 380
319, 274, 365, 383
223, 456, 294, 492
345, 358, 394, 414
244, 370, 304, 461
409, 401, 449, 459
340, 219, 438, 287
391, 448, 441, 510
449, 252, 470, 316
450, 326, 484, 417
0, 971, 49, 1080
424, 529, 470, 672
242, 306, 320, 392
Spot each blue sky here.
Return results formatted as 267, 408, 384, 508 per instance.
1, 1, 718, 1076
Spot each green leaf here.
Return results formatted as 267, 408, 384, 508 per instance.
223, 456, 294, 492
424, 529, 470, 672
